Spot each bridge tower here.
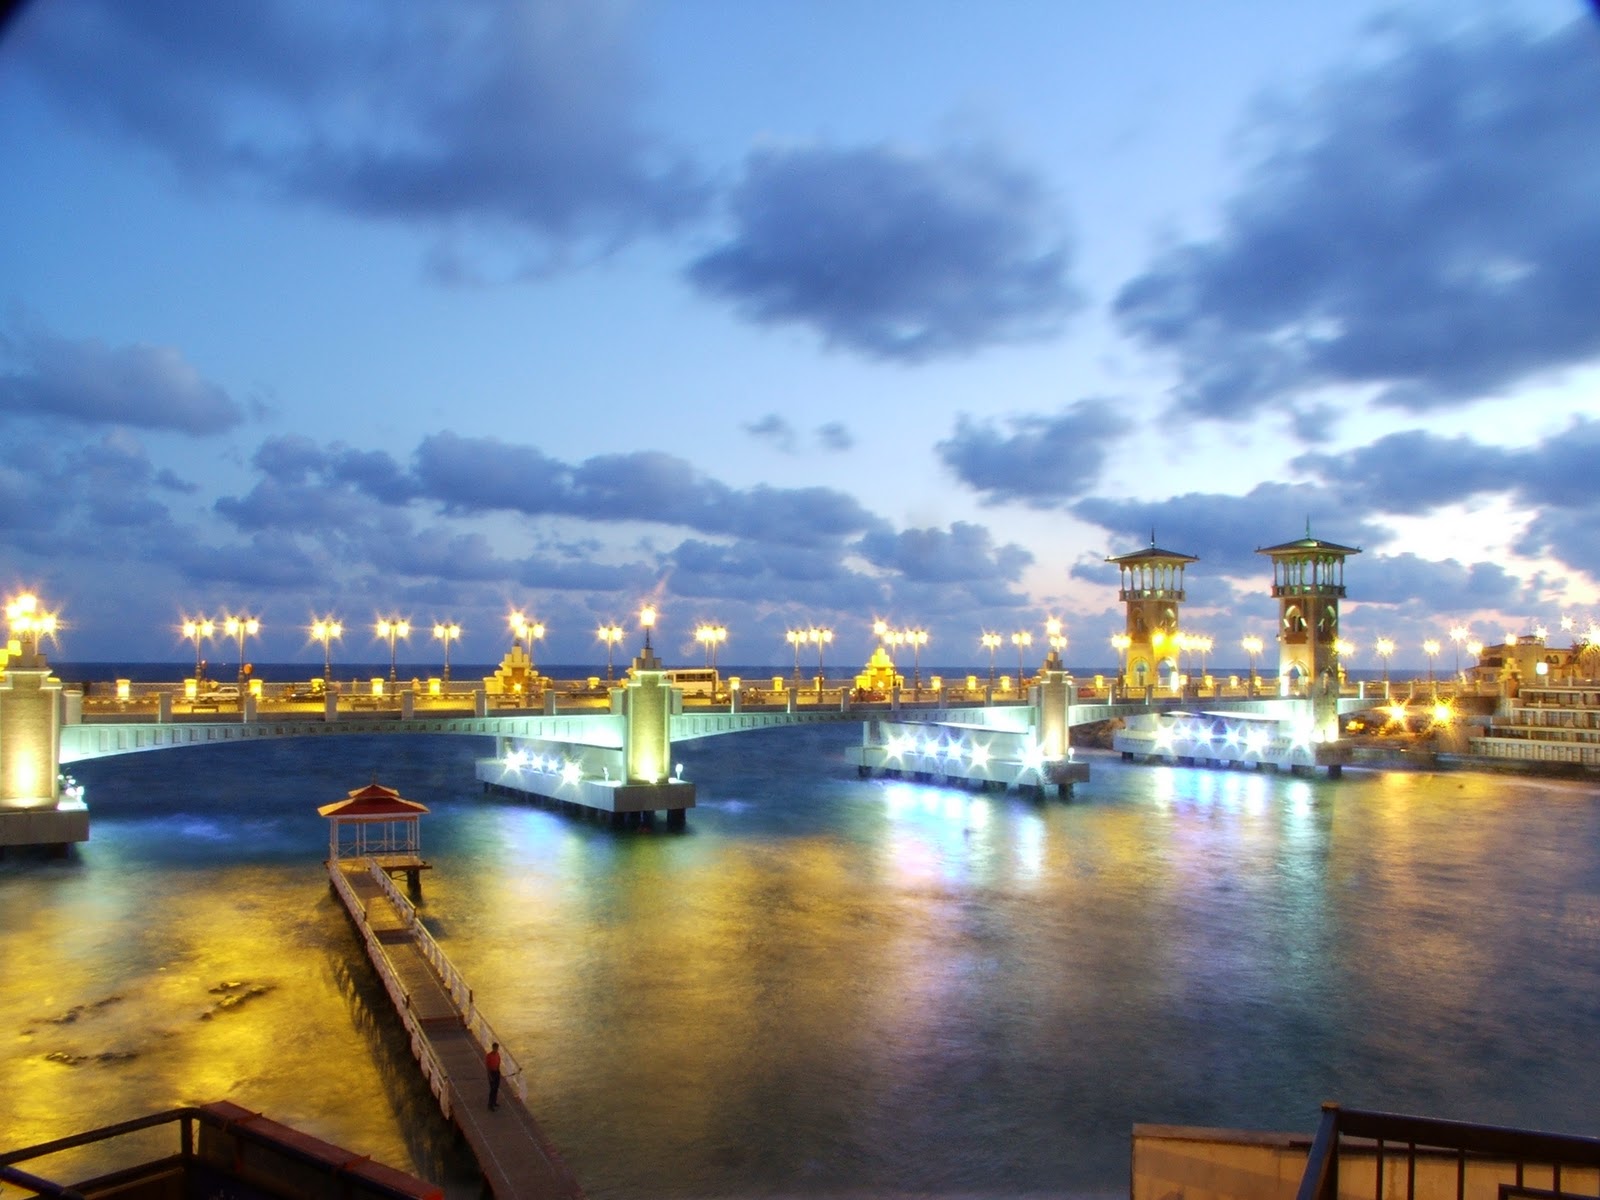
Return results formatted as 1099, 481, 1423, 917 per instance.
0, 608, 85, 850
1257, 527, 1360, 739
1107, 536, 1197, 691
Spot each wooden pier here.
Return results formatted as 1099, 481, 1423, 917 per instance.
328, 858, 586, 1200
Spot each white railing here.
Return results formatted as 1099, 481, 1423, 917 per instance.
327, 862, 455, 1119
364, 861, 530, 1104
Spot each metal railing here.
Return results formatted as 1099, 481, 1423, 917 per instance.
1297, 1105, 1600, 1200
328, 863, 455, 1120
364, 861, 530, 1105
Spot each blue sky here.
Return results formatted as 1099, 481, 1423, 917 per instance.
1, 0, 1597, 672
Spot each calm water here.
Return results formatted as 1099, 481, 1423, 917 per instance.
6, 724, 1600, 1198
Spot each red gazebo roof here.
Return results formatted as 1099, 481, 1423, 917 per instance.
318, 781, 430, 819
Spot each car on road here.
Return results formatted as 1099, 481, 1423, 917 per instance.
194, 684, 240, 705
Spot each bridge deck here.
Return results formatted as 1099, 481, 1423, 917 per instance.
331, 860, 585, 1200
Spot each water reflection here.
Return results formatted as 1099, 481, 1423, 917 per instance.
3, 729, 1599, 1198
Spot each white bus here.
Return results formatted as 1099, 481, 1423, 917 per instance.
665, 668, 720, 696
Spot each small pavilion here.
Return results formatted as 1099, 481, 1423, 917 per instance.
318, 781, 431, 895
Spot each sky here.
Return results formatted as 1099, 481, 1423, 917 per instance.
1, 0, 1598, 673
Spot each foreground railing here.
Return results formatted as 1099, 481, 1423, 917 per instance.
0, 1102, 440, 1199
328, 862, 455, 1120
1297, 1104, 1600, 1200
364, 861, 530, 1104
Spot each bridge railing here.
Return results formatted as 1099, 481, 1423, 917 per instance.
365, 862, 530, 1105
328, 862, 455, 1120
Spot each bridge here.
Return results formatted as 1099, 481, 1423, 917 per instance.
1, 637, 1382, 849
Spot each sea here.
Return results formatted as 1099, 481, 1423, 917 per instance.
5, 663, 1600, 1198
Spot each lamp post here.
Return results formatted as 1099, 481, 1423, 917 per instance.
1423, 638, 1441, 694
696, 623, 727, 678
640, 605, 657, 655
1011, 630, 1032, 695
433, 621, 461, 684
1044, 617, 1068, 668
597, 623, 624, 681
1375, 636, 1395, 696
375, 618, 409, 684
1112, 633, 1131, 691
1241, 634, 1262, 693
981, 632, 1001, 689
809, 626, 832, 696
311, 617, 343, 683
1466, 640, 1484, 688
905, 628, 928, 695
510, 611, 545, 671
786, 629, 805, 689
183, 616, 214, 683
1448, 624, 1468, 681
7, 593, 58, 661
224, 615, 259, 685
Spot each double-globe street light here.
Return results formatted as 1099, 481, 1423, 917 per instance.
695, 624, 727, 678
981, 632, 1001, 689
785, 629, 806, 689
311, 617, 343, 684
182, 616, 214, 683
597, 623, 624, 681
905, 627, 928, 695
433, 621, 461, 684
224, 615, 259, 685
1011, 630, 1032, 695
509, 611, 545, 672
808, 626, 832, 695
375, 618, 410, 684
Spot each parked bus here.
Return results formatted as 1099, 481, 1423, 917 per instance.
665, 668, 720, 696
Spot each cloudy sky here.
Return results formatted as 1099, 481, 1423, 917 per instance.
1, 0, 1597, 672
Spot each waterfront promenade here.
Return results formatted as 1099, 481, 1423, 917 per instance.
328, 857, 586, 1200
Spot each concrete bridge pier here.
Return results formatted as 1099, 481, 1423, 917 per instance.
0, 650, 85, 852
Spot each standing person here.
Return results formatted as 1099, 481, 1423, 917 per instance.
486, 1041, 502, 1111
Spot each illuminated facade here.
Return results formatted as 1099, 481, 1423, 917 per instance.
1107, 537, 1197, 690
1255, 530, 1360, 690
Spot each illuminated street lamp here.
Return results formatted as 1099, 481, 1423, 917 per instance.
182, 616, 215, 683
981, 632, 1001, 688
224, 615, 260, 684
433, 621, 461, 684
1112, 632, 1132, 685
7, 593, 59, 660
374, 617, 410, 684
1241, 634, 1263, 687
509, 611, 545, 670
1375, 637, 1395, 694
311, 617, 343, 683
695, 623, 728, 674
1448, 625, 1468, 680
1466, 640, 1484, 684
1423, 638, 1441, 694
597, 623, 624, 681
808, 626, 832, 695
1044, 617, 1068, 666
640, 605, 657, 654
905, 628, 928, 693
785, 629, 805, 688
1011, 630, 1032, 695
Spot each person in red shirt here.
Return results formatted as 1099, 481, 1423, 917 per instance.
486, 1042, 502, 1111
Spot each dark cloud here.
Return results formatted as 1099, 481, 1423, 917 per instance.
1355, 553, 1536, 612
937, 400, 1130, 506
14, 0, 706, 267
0, 324, 244, 433
816, 422, 853, 452
1072, 484, 1383, 578
404, 433, 881, 548
1292, 417, 1600, 515
745, 414, 797, 453
857, 521, 1032, 587
1115, 18, 1600, 426
688, 141, 1078, 360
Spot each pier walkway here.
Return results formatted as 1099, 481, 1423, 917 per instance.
328, 858, 585, 1200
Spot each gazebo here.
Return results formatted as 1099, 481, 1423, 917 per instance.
318, 781, 431, 895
